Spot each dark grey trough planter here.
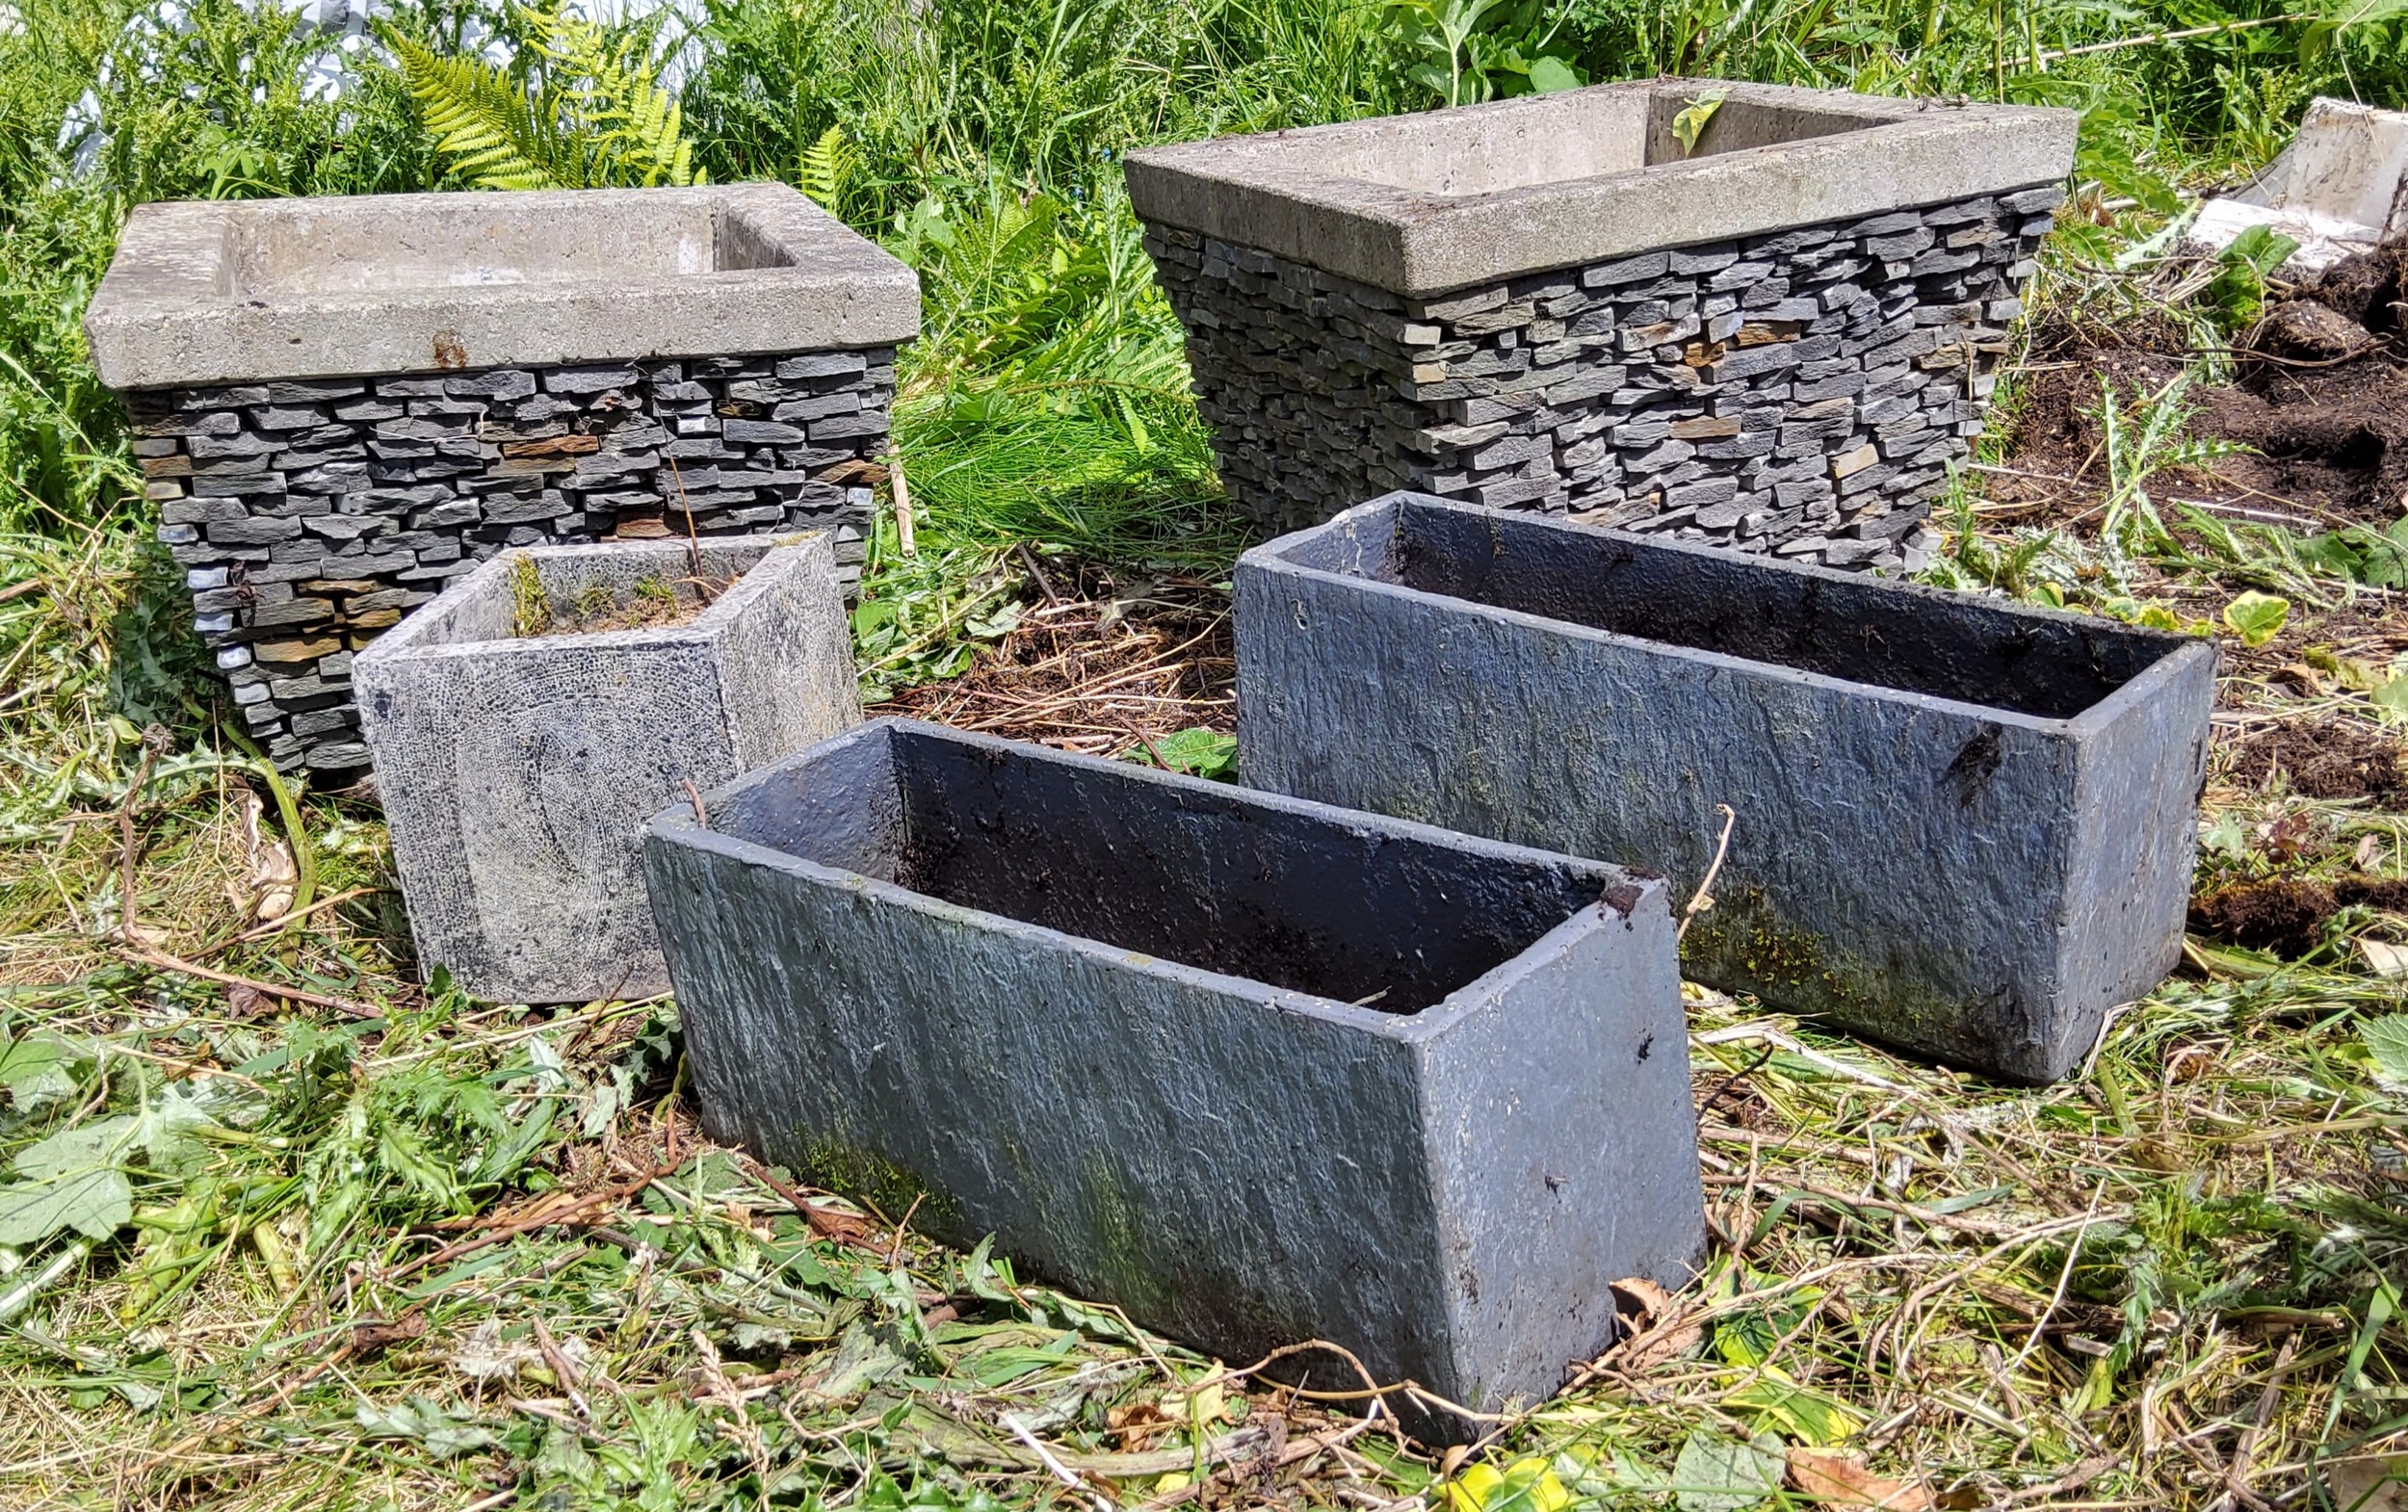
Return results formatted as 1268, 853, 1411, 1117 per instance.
643, 718, 1705, 1427
1236, 493, 2216, 1084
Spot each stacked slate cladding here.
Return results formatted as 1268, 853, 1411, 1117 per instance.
129, 352, 897, 774
1128, 80, 2081, 571
84, 184, 919, 776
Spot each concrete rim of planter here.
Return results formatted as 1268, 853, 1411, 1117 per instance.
360, 534, 830, 664
1126, 78, 2078, 295
85, 184, 922, 390
654, 717, 1636, 1037
1243, 492, 2212, 741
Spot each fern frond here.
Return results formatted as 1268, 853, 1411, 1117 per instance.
797, 126, 854, 211
385, 27, 577, 190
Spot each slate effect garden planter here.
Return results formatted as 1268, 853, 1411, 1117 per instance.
1235, 494, 2217, 1084
356, 534, 858, 1004
85, 184, 916, 776
1128, 80, 2078, 571
642, 719, 1706, 1426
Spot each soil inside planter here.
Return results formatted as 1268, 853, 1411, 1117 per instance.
728, 725, 1613, 1014
512, 564, 739, 637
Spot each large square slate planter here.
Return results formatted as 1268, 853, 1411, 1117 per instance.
356, 534, 859, 1004
1236, 494, 2216, 1084
1129, 80, 2077, 570
643, 719, 1705, 1424
85, 184, 916, 776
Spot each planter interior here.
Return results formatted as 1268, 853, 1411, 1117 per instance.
703, 719, 1606, 1011
228, 193, 798, 297
1296, 497, 2183, 719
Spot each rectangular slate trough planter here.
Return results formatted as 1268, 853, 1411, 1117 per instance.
643, 718, 1706, 1425
84, 184, 916, 776
1128, 79, 2079, 571
1235, 494, 2217, 1084
356, 533, 859, 1004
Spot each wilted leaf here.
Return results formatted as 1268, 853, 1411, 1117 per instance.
1672, 1429, 1784, 1512
448, 1318, 540, 1383
356, 1395, 498, 1458
1609, 1275, 1704, 1369
2326, 1455, 2408, 1512
1672, 89, 1728, 156
1787, 1447, 1935, 1509
2364, 941, 2408, 979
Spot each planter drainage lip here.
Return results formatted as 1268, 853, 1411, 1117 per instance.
85, 183, 921, 390
362, 535, 821, 665
650, 717, 1636, 1037
1244, 492, 2215, 734
1126, 78, 2078, 296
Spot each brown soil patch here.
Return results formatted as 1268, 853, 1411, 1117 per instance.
886, 562, 1233, 757
2229, 719, 2408, 802
1995, 238, 2408, 529
2190, 873, 2408, 956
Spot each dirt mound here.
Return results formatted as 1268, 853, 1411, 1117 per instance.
2191, 873, 2408, 956
2231, 720, 2408, 802
2203, 238, 2408, 518
2306, 239, 2408, 334
1997, 240, 2408, 525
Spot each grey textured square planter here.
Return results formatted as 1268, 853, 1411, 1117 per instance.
643, 718, 1704, 1426
1129, 80, 2077, 570
1236, 494, 2217, 1084
356, 534, 859, 1004
86, 185, 916, 775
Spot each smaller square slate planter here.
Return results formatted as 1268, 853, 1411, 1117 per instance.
1236, 494, 2217, 1084
356, 534, 858, 1004
643, 719, 1704, 1427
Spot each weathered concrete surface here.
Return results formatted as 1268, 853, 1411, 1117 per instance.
1127, 80, 2076, 296
1236, 494, 2216, 1084
85, 185, 920, 389
644, 719, 1705, 1430
357, 534, 858, 1004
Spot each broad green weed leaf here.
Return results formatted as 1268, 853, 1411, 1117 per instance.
16, 1115, 139, 1181
1527, 56, 1582, 92
1723, 1366, 1863, 1445
0, 1034, 79, 1113
1671, 1428, 1783, 1512
2222, 591, 2290, 647
2363, 1013, 2408, 1093
0, 1166, 133, 1243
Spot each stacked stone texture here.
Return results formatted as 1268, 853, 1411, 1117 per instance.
134, 349, 896, 775
1143, 186, 2063, 571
